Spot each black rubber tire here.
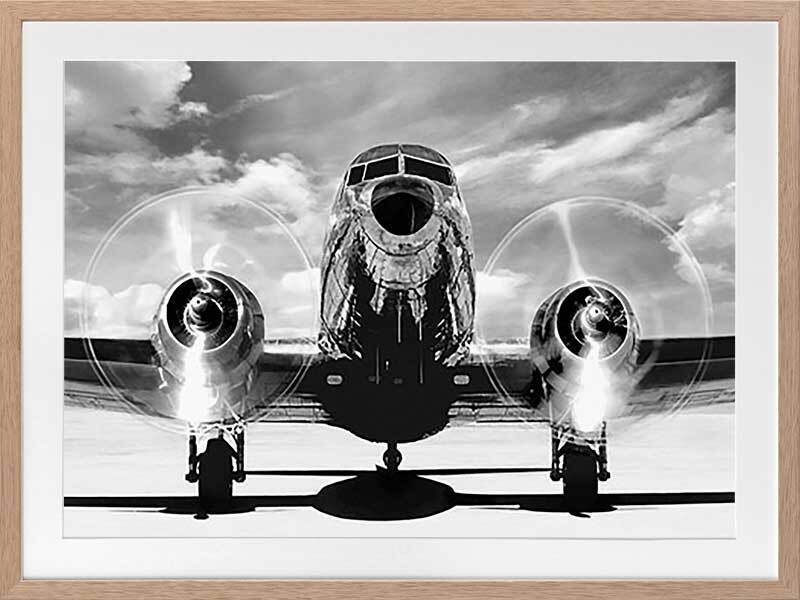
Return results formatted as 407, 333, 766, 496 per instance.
562, 447, 598, 509
382, 447, 402, 471
198, 438, 234, 511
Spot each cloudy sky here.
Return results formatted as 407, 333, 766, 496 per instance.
65, 61, 734, 339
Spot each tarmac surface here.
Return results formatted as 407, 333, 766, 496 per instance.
64, 402, 734, 538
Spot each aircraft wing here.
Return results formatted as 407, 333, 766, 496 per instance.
65, 336, 733, 424
446, 336, 734, 423
64, 338, 331, 423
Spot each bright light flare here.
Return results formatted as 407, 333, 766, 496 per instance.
169, 209, 214, 294
168, 210, 195, 275
571, 341, 611, 433
176, 332, 218, 425
202, 243, 223, 270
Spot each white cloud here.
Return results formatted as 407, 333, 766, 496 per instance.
64, 279, 163, 338
474, 269, 539, 342
668, 181, 735, 288
65, 269, 323, 339
252, 267, 320, 339
647, 109, 734, 220
274, 288, 317, 332
678, 258, 733, 288
459, 103, 735, 304
669, 246, 734, 287
529, 91, 709, 184
698, 261, 735, 284
67, 147, 228, 187
475, 269, 529, 321
512, 95, 565, 123
455, 146, 543, 187
66, 61, 192, 152
453, 90, 715, 195
218, 154, 334, 258
225, 153, 319, 215
169, 89, 297, 124
674, 182, 735, 252
215, 89, 296, 120
476, 269, 528, 302
174, 101, 211, 120
279, 267, 320, 297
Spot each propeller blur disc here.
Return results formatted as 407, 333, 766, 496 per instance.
79, 186, 317, 433
477, 197, 715, 440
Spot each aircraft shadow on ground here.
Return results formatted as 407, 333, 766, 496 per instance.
64, 468, 735, 521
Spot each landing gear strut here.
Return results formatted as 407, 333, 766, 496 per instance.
233, 426, 246, 483
597, 422, 610, 482
382, 441, 402, 471
186, 434, 199, 483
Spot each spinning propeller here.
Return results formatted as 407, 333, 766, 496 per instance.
477, 197, 714, 441
79, 187, 317, 433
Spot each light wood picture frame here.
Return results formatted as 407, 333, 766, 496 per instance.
1, 1, 798, 597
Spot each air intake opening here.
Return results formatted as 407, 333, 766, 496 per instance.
371, 178, 435, 236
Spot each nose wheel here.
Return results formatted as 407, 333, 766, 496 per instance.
382, 442, 402, 471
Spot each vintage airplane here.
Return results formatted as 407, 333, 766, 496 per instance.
64, 144, 734, 511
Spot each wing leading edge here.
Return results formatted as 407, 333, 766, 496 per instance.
64, 336, 734, 424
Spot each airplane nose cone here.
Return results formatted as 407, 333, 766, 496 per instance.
370, 177, 435, 236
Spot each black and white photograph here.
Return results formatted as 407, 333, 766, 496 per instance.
63, 61, 735, 538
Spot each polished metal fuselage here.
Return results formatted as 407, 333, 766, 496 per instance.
318, 147, 475, 370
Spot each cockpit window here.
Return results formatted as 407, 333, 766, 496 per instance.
404, 156, 453, 186
364, 156, 399, 181
346, 151, 454, 187
347, 164, 365, 186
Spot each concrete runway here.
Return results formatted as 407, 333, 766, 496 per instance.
64, 402, 734, 538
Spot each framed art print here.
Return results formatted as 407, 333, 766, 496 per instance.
60, 59, 738, 540
1, 3, 798, 599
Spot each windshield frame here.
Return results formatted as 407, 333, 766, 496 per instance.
346, 152, 454, 188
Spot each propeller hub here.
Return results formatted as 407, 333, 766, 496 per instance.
185, 293, 223, 333
579, 301, 611, 339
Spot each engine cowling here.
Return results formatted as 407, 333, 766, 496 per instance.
151, 269, 265, 425
530, 278, 639, 433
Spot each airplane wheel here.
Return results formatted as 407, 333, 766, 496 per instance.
198, 438, 234, 511
383, 446, 402, 471
562, 446, 598, 509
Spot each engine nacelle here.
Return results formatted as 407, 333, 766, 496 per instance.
530, 279, 639, 433
151, 269, 265, 425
